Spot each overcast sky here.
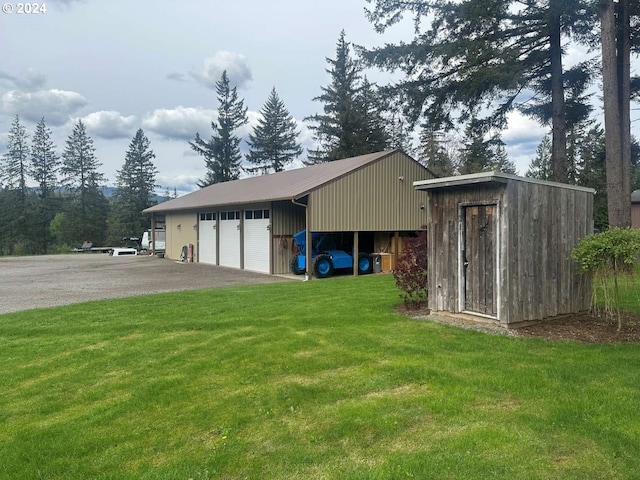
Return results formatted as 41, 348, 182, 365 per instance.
0, 0, 588, 194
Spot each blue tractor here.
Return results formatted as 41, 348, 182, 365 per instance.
290, 229, 373, 278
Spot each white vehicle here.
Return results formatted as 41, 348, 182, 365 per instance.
109, 247, 138, 256
141, 229, 166, 253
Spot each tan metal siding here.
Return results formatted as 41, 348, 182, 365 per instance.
309, 151, 433, 231
165, 212, 198, 261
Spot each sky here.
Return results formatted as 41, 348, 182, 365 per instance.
0, 0, 584, 195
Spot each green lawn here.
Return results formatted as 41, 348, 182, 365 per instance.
1, 274, 640, 479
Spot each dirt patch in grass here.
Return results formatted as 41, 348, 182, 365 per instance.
397, 304, 640, 344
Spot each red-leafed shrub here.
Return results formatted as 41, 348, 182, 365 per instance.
393, 227, 428, 308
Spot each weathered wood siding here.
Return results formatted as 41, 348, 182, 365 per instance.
501, 180, 592, 324
428, 184, 504, 315
427, 179, 593, 324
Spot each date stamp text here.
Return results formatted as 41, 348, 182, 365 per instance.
2, 3, 47, 14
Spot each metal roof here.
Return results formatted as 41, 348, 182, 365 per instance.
145, 150, 398, 213
413, 171, 596, 194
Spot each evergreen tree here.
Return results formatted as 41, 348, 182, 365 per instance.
418, 125, 454, 176
489, 143, 517, 174
109, 129, 158, 241
526, 135, 553, 180
190, 70, 248, 186
577, 126, 608, 230
0, 115, 30, 254
246, 87, 302, 174
363, 0, 595, 182
457, 119, 493, 175
29, 117, 60, 253
1, 115, 30, 196
305, 31, 388, 164
60, 120, 108, 246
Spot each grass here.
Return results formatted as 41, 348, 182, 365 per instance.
1, 274, 640, 479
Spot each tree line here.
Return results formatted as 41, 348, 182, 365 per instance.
0, 117, 159, 255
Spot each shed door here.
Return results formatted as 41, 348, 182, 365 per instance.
243, 209, 270, 273
219, 211, 241, 268
462, 204, 497, 316
199, 213, 217, 265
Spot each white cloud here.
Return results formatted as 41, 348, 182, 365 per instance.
190, 51, 253, 90
503, 111, 549, 174
2, 89, 87, 126
156, 174, 201, 195
142, 106, 217, 140
80, 110, 137, 139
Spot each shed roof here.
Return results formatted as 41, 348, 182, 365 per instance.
145, 150, 406, 213
413, 171, 595, 194
632, 190, 640, 203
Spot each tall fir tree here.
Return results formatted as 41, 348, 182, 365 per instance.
60, 120, 108, 246
0, 115, 31, 254
577, 126, 608, 230
29, 117, 60, 253
109, 129, 158, 242
190, 70, 248, 186
526, 135, 553, 180
246, 87, 302, 174
363, 0, 596, 182
1, 115, 30, 196
305, 31, 388, 164
418, 125, 455, 176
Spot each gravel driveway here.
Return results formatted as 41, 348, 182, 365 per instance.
0, 254, 292, 315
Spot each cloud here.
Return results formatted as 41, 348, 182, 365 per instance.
80, 110, 137, 139
156, 174, 200, 195
0, 68, 47, 91
502, 111, 550, 174
190, 51, 253, 90
166, 72, 186, 82
1, 89, 87, 126
142, 106, 217, 140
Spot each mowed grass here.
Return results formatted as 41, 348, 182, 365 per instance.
1, 275, 640, 479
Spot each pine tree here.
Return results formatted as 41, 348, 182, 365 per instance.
1, 115, 29, 195
246, 87, 302, 174
577, 126, 608, 230
0, 115, 30, 254
109, 129, 158, 241
60, 120, 108, 246
418, 126, 454, 176
489, 143, 517, 174
305, 31, 388, 164
458, 119, 492, 175
526, 135, 553, 180
29, 117, 60, 253
190, 70, 248, 186
363, 0, 596, 182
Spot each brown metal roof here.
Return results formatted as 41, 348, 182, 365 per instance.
145, 150, 398, 213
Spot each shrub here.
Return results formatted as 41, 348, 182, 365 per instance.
572, 227, 640, 330
393, 226, 428, 308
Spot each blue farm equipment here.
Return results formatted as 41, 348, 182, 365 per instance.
290, 229, 373, 278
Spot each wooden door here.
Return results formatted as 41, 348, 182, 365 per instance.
462, 204, 497, 316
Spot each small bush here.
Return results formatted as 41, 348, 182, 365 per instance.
393, 227, 428, 308
572, 227, 640, 330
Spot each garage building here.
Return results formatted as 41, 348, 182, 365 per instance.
144, 150, 435, 275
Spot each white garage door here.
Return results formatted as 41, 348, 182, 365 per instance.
219, 210, 241, 268
198, 212, 217, 265
244, 209, 271, 273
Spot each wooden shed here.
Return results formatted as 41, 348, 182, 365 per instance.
414, 172, 595, 325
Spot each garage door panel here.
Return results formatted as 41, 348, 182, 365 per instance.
199, 214, 217, 265
244, 214, 270, 273
220, 211, 241, 268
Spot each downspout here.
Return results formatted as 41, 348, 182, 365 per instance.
291, 196, 311, 281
